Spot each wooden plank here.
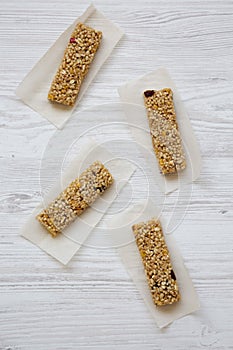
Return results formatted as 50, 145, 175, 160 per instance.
0, 0, 233, 349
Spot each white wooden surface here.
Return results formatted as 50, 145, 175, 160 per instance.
1, 0, 233, 349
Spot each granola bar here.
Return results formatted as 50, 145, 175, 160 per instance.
37, 161, 113, 237
144, 88, 186, 174
132, 218, 180, 306
48, 23, 102, 106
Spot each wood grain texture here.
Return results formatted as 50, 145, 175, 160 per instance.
0, 0, 233, 349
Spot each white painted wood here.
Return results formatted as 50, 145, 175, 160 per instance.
0, 0, 233, 349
